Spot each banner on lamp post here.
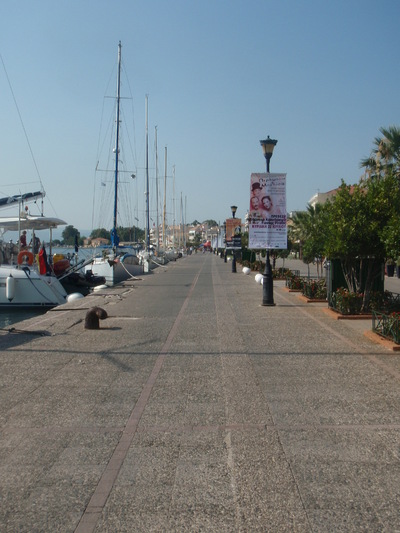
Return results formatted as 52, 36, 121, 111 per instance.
248, 173, 287, 249
225, 217, 242, 249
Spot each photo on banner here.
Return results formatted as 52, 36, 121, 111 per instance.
248, 173, 287, 249
225, 217, 242, 249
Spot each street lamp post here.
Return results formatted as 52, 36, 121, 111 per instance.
260, 136, 277, 173
223, 221, 227, 262
259, 136, 278, 306
230, 205, 237, 273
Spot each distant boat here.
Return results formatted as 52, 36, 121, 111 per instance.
0, 191, 69, 308
85, 42, 144, 285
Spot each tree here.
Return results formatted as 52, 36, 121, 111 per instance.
323, 175, 400, 310
241, 231, 248, 249
116, 226, 144, 242
288, 127, 400, 311
193, 233, 202, 247
203, 219, 218, 227
90, 228, 110, 240
290, 204, 327, 275
62, 225, 80, 246
373, 172, 400, 260
360, 125, 400, 180
90, 226, 145, 243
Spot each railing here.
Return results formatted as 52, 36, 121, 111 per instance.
372, 311, 400, 344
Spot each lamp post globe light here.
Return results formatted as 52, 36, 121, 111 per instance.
260, 136, 278, 173
230, 205, 238, 273
259, 136, 278, 306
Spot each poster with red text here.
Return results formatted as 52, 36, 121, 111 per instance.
225, 217, 242, 249
249, 173, 287, 249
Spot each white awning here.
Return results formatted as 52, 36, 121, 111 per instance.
0, 215, 67, 232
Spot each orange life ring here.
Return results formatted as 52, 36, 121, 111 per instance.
17, 250, 34, 266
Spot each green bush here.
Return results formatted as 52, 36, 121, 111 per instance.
302, 279, 327, 299
330, 288, 363, 315
286, 275, 303, 290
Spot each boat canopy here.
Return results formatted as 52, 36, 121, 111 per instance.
0, 215, 67, 232
0, 191, 45, 209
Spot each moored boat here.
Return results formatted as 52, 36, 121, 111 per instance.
85, 42, 145, 285
0, 264, 67, 308
0, 195, 69, 308
88, 251, 143, 285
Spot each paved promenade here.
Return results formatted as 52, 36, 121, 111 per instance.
1, 254, 400, 532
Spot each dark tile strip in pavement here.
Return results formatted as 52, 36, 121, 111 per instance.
74, 267, 204, 533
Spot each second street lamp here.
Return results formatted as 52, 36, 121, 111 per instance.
259, 136, 278, 306
223, 221, 227, 262
260, 136, 277, 173
230, 205, 237, 273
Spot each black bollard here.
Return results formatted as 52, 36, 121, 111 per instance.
262, 250, 275, 306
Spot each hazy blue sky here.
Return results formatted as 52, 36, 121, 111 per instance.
1, 0, 399, 235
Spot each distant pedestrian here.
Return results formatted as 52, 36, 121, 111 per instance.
30, 236, 40, 255
19, 230, 27, 249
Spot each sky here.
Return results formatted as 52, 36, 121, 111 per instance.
1, 0, 400, 236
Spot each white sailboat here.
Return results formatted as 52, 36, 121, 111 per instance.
86, 42, 144, 285
0, 191, 68, 308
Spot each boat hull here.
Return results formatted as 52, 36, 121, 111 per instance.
0, 265, 68, 308
59, 271, 106, 296
85, 254, 144, 286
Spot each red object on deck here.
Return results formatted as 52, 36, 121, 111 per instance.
52, 258, 70, 276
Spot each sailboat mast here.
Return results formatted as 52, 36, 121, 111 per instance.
179, 192, 183, 249
172, 165, 175, 250
112, 41, 122, 250
185, 195, 187, 248
145, 95, 150, 252
155, 126, 159, 254
163, 146, 167, 249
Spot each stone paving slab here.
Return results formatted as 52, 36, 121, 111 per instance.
1, 254, 400, 532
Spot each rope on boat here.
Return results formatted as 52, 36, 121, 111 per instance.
21, 268, 55, 304
150, 259, 168, 268
120, 260, 143, 280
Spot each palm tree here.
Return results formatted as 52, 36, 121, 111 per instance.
360, 125, 400, 180
290, 203, 326, 276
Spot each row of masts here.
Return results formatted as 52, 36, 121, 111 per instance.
112, 42, 186, 253
143, 95, 187, 253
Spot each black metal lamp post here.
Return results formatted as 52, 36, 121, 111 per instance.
230, 205, 237, 273
223, 221, 227, 262
260, 136, 277, 173
259, 136, 278, 306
